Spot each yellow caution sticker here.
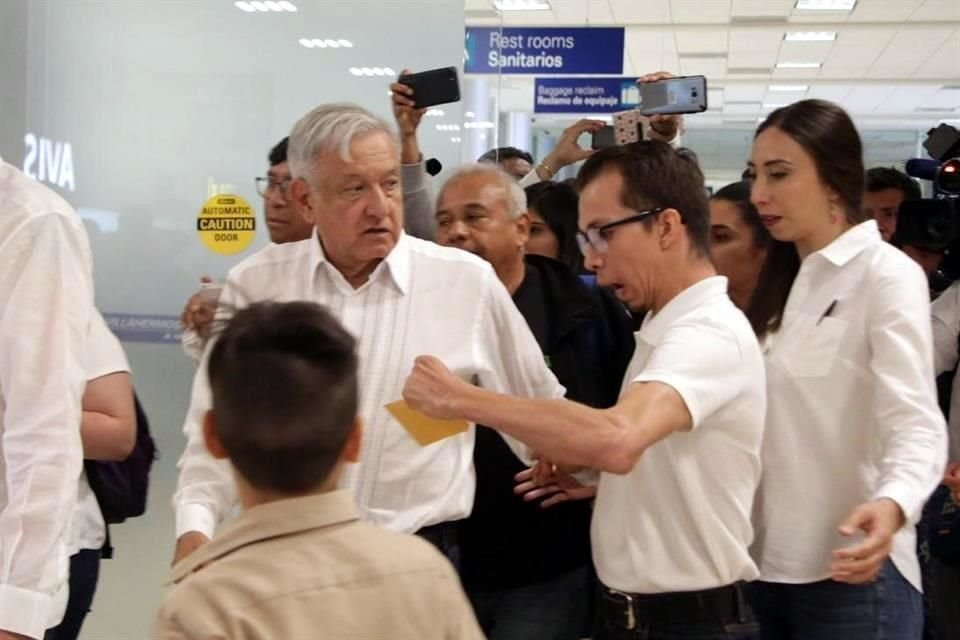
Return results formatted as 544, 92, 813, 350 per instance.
197, 194, 256, 255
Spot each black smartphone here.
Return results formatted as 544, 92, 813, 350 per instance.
398, 66, 461, 109
591, 125, 617, 150
639, 75, 708, 116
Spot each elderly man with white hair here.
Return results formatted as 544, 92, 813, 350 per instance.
434, 163, 634, 640
171, 103, 564, 567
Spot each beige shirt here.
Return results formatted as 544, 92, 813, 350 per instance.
155, 490, 484, 640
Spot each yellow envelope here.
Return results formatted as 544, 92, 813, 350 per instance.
385, 400, 469, 446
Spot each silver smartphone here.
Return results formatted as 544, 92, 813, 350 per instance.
639, 75, 708, 116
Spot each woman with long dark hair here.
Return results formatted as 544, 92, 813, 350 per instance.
745, 99, 947, 639
524, 181, 584, 273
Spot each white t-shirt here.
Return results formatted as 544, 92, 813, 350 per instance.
591, 276, 766, 594
70, 310, 131, 555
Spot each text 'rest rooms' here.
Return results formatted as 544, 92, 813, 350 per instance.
487, 31, 575, 70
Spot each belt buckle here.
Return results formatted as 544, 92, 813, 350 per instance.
612, 590, 636, 630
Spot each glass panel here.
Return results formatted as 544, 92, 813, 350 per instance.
0, 1, 466, 636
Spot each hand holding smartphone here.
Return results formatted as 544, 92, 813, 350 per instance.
639, 75, 708, 116
397, 67, 461, 109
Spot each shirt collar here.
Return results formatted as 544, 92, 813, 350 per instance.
168, 490, 359, 584
307, 228, 411, 295
814, 220, 880, 267
638, 276, 729, 346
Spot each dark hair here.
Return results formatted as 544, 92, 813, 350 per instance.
207, 301, 358, 493
711, 181, 799, 337
676, 146, 700, 167
478, 146, 534, 166
757, 100, 866, 224
576, 140, 712, 259
713, 181, 769, 251
525, 181, 583, 272
866, 166, 921, 200
268, 136, 289, 166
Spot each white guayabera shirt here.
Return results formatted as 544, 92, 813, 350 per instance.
174, 231, 564, 539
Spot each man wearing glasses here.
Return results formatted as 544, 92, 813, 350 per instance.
180, 138, 313, 360
403, 141, 766, 639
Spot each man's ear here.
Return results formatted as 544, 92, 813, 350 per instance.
515, 212, 531, 247
658, 208, 685, 250
341, 417, 363, 464
289, 177, 315, 225
202, 411, 229, 460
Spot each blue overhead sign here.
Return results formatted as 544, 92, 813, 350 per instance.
534, 77, 640, 114
464, 27, 624, 75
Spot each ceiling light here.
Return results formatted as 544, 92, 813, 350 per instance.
237, 0, 297, 11
352, 67, 394, 77
451, 137, 462, 143
762, 103, 789, 109
768, 84, 809, 92
338, 39, 353, 48
298, 38, 314, 48
425, 109, 445, 117
785, 31, 836, 41
465, 111, 476, 118
492, 0, 552, 10
312, 39, 327, 47
325, 39, 340, 48
777, 62, 822, 69
795, 0, 856, 10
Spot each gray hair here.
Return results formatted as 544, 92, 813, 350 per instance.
439, 164, 528, 219
288, 103, 396, 181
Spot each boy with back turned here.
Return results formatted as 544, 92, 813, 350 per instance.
154, 301, 482, 639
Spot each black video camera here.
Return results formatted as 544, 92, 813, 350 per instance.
896, 124, 960, 283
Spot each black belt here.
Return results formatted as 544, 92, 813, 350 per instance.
599, 582, 751, 630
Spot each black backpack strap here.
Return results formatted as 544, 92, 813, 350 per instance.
100, 524, 114, 560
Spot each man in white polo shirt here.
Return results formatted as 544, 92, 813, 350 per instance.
404, 141, 766, 639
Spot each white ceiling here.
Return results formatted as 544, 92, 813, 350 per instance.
465, 0, 960, 129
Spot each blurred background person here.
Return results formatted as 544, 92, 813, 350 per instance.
523, 181, 584, 274
709, 181, 798, 338
863, 166, 921, 244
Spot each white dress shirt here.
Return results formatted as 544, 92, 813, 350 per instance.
930, 280, 960, 462
0, 160, 92, 638
592, 276, 765, 594
174, 231, 563, 538
70, 310, 131, 556
755, 220, 947, 591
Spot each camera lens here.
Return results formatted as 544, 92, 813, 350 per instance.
937, 158, 960, 195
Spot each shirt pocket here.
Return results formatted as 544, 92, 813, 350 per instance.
779, 315, 849, 378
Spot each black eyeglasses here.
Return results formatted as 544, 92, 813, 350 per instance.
576, 207, 665, 254
255, 176, 292, 198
